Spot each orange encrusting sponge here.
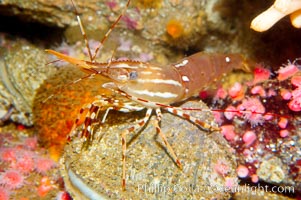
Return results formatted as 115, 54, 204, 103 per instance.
166, 19, 184, 39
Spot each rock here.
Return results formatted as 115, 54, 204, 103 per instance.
60, 100, 238, 199
0, 39, 57, 126
257, 156, 292, 185
0, 0, 253, 53
0, 0, 74, 27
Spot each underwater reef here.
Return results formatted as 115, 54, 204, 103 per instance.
0, 0, 300, 199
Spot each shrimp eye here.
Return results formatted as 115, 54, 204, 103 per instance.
129, 71, 138, 80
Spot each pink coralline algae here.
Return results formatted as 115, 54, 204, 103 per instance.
207, 58, 301, 191
138, 52, 154, 62
106, 0, 119, 11
117, 38, 132, 52
121, 9, 142, 30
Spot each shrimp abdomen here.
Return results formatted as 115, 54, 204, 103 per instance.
173, 52, 249, 99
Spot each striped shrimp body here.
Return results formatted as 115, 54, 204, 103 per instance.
45, 0, 250, 190
47, 50, 249, 106
108, 52, 250, 106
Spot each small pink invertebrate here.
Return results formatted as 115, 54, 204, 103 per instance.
251, 85, 266, 97
214, 87, 228, 100
224, 105, 237, 120
279, 129, 289, 138
280, 88, 292, 100
24, 137, 38, 150
251, 174, 259, 183
13, 154, 35, 174
0, 148, 17, 163
278, 117, 288, 129
221, 125, 236, 141
267, 88, 276, 97
236, 165, 249, 178
0, 186, 10, 200
242, 131, 257, 147
252, 66, 270, 84
228, 82, 244, 99
292, 87, 301, 99
212, 111, 223, 125
288, 98, 301, 112
288, 87, 301, 111
237, 97, 265, 126
263, 112, 274, 120
37, 177, 54, 197
0, 169, 25, 189
277, 62, 299, 81
291, 75, 301, 87
35, 158, 56, 174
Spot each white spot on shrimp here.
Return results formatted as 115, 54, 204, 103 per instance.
149, 66, 163, 70
112, 63, 139, 69
141, 71, 152, 75
182, 75, 190, 82
91, 112, 96, 119
225, 57, 231, 63
175, 59, 189, 68
127, 88, 178, 98
136, 79, 182, 87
